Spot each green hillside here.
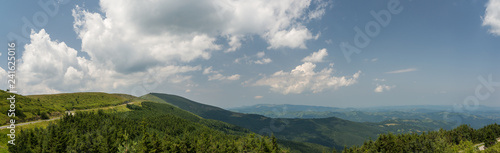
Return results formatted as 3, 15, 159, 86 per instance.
0, 90, 35, 124
124, 101, 331, 152
141, 93, 333, 152
27, 92, 129, 110
3, 91, 327, 152
0, 90, 129, 125
142, 93, 395, 150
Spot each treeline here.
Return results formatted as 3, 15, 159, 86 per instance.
9, 110, 286, 152
342, 124, 500, 152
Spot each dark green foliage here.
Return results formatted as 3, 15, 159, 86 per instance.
125, 104, 142, 110
276, 139, 332, 153
120, 101, 251, 136
40, 112, 49, 119
9, 107, 286, 152
343, 124, 500, 152
143, 93, 386, 150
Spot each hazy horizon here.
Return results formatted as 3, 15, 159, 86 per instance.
1, 0, 499, 108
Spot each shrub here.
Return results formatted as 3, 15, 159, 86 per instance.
40, 112, 49, 120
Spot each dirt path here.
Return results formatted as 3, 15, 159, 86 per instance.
0, 101, 138, 129
0, 117, 60, 129
474, 138, 500, 151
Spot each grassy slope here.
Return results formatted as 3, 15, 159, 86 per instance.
0, 90, 130, 125
143, 93, 391, 150
27, 92, 128, 110
0, 90, 36, 124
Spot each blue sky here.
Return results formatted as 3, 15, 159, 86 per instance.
1, 0, 499, 108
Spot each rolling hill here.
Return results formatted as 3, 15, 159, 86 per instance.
142, 93, 434, 150
1, 91, 330, 152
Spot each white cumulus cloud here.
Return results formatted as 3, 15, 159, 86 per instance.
256, 52, 266, 58
374, 84, 395, 93
302, 48, 328, 63
72, 0, 329, 70
17, 0, 331, 94
267, 27, 314, 49
235, 51, 273, 65
255, 58, 272, 65
73, 5, 220, 74
17, 29, 200, 95
0, 68, 8, 90
203, 66, 240, 81
483, 0, 500, 36
254, 62, 361, 94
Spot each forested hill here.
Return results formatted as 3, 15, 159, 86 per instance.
141, 93, 432, 150
3, 91, 329, 152
9, 103, 285, 152
343, 124, 500, 152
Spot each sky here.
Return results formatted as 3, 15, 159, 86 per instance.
1, 0, 499, 108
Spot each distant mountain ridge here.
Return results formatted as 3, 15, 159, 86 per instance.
229, 104, 500, 129
230, 104, 356, 113
141, 93, 452, 150
230, 104, 500, 113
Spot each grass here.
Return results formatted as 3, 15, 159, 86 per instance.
0, 90, 131, 125
27, 92, 128, 110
